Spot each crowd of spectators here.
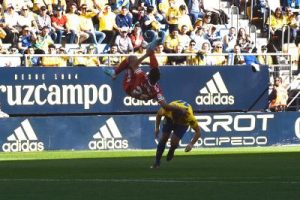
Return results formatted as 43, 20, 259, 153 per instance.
0, 0, 298, 68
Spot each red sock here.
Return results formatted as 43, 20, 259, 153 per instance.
149, 53, 158, 69
115, 58, 129, 75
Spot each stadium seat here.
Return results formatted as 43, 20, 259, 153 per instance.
268, 0, 281, 12
203, 0, 220, 10
282, 43, 298, 62
219, 28, 229, 39
96, 43, 107, 53
2, 43, 11, 49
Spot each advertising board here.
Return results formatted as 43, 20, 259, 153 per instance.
0, 66, 268, 115
0, 112, 298, 152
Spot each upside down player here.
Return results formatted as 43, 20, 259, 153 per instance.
151, 100, 201, 169
103, 40, 185, 112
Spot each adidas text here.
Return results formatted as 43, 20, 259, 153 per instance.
196, 93, 235, 105
2, 141, 44, 152
89, 138, 128, 150
123, 96, 158, 106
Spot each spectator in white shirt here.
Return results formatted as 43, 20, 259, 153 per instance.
223, 26, 237, 53
178, 24, 191, 50
114, 27, 134, 54
0, 47, 21, 67
36, 6, 57, 41
2, 4, 19, 44
190, 26, 209, 51
7, 47, 21, 67
17, 5, 38, 33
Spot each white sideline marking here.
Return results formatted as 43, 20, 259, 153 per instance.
0, 178, 300, 184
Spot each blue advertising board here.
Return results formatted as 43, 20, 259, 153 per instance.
0, 66, 268, 115
0, 112, 299, 152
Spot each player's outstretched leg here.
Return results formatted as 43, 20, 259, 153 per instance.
151, 141, 166, 169
148, 68, 160, 85
103, 67, 116, 78
149, 50, 159, 69
103, 58, 130, 79
166, 147, 176, 161
166, 134, 180, 162
147, 37, 163, 51
151, 131, 171, 169
147, 48, 160, 85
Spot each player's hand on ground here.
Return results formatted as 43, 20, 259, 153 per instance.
185, 143, 193, 152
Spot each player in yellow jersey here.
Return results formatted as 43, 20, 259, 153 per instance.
151, 100, 200, 168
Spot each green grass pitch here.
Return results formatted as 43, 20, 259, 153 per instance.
1, 147, 300, 200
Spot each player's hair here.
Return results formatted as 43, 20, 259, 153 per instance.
148, 68, 160, 85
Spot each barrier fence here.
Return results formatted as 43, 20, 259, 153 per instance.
0, 52, 293, 67
0, 52, 295, 87
0, 112, 299, 152
0, 65, 269, 115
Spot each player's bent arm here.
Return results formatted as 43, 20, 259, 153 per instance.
155, 108, 164, 138
185, 125, 200, 152
190, 125, 200, 146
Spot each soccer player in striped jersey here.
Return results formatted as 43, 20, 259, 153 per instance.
151, 100, 200, 168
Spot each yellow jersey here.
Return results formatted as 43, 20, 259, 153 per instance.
86, 57, 100, 66
164, 35, 180, 50
267, 15, 286, 30
162, 100, 198, 129
42, 56, 61, 67
66, 13, 81, 32
98, 12, 116, 31
166, 7, 179, 24
79, 12, 97, 31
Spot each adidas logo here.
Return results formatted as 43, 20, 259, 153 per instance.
195, 72, 235, 105
88, 117, 128, 150
2, 119, 44, 152
123, 96, 159, 106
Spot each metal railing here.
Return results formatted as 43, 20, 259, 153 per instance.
0, 52, 294, 76
282, 25, 291, 51
268, 8, 272, 40
249, 0, 254, 21
287, 73, 300, 110
249, 24, 257, 46
230, 6, 239, 31
0, 52, 293, 78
